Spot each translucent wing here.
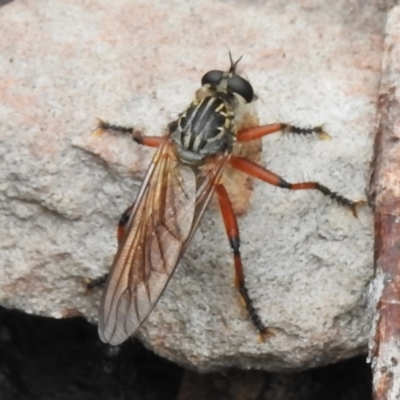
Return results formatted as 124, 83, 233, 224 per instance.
98, 136, 228, 345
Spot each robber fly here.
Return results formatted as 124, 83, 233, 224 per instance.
95, 53, 360, 345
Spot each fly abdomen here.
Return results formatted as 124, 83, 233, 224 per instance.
172, 96, 235, 164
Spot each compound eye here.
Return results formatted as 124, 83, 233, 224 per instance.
227, 76, 254, 103
201, 70, 224, 86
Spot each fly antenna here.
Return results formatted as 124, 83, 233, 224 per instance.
228, 51, 243, 74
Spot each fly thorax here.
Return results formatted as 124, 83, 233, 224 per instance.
170, 96, 236, 165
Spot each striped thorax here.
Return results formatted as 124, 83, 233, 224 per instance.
170, 95, 235, 164
170, 54, 255, 165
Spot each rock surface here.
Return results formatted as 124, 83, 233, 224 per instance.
0, 0, 381, 370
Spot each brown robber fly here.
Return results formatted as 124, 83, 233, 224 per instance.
95, 53, 360, 345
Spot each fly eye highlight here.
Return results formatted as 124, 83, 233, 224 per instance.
227, 76, 254, 103
201, 70, 224, 86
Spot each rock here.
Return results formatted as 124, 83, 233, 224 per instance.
0, 0, 380, 370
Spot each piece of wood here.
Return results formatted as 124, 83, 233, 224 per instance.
369, 6, 400, 400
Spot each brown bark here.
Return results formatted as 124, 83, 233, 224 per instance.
369, 6, 400, 400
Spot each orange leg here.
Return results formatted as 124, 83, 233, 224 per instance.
87, 204, 134, 291
117, 204, 134, 245
237, 123, 328, 142
88, 118, 159, 291
215, 183, 272, 341
97, 120, 163, 148
229, 156, 359, 217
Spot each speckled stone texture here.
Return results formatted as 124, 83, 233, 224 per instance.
0, 0, 381, 371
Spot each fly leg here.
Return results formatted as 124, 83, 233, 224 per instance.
85, 274, 108, 291
116, 204, 134, 246
86, 204, 134, 291
229, 156, 362, 216
94, 119, 163, 148
215, 183, 273, 341
87, 116, 162, 292
237, 123, 330, 142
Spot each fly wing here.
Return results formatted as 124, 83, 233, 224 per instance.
180, 158, 229, 254
99, 136, 228, 345
99, 138, 195, 344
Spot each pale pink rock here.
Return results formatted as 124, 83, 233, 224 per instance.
0, 0, 381, 370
